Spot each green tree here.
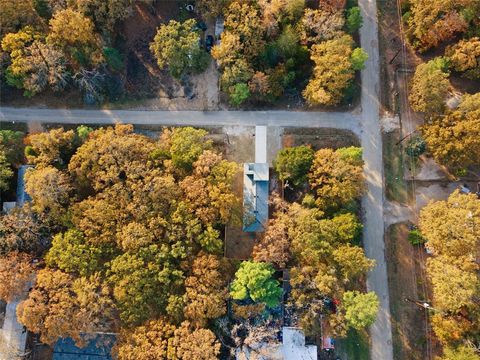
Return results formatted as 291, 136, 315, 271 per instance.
309, 148, 365, 212
346, 6, 363, 34
409, 58, 450, 115
274, 145, 314, 187
103, 47, 124, 72
342, 291, 379, 330
229, 83, 250, 106
350, 48, 368, 70
45, 229, 104, 276
150, 19, 209, 79
220, 59, 254, 92
336, 146, 363, 165
440, 345, 480, 360
230, 261, 282, 308
276, 25, 301, 60
405, 135, 426, 157
76, 125, 93, 142
0, 150, 13, 191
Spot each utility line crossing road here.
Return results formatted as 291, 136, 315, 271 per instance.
0, 0, 393, 358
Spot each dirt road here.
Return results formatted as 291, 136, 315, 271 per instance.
0, 2, 393, 357
359, 0, 394, 358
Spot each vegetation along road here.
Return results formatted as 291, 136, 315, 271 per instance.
0, 0, 393, 358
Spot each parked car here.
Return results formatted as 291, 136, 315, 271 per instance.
205, 35, 214, 52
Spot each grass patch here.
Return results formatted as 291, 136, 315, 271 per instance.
0, 122, 28, 133
336, 328, 370, 360
383, 129, 408, 204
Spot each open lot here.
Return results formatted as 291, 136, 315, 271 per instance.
385, 223, 437, 360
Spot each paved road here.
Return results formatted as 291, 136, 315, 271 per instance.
0, 107, 360, 133
0, 1, 393, 358
359, 0, 394, 359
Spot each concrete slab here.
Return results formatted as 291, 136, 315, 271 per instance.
255, 126, 267, 163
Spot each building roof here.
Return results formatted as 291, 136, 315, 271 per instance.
0, 301, 28, 360
235, 327, 317, 360
243, 163, 269, 232
53, 335, 115, 360
282, 327, 317, 360
255, 126, 267, 163
16, 165, 32, 206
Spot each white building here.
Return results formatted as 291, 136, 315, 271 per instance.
236, 327, 317, 360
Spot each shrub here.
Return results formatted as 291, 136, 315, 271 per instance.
229, 83, 250, 106
408, 229, 425, 245
405, 135, 426, 157
346, 7, 363, 34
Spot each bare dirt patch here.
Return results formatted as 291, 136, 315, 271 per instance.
118, 2, 220, 110
386, 223, 434, 360
282, 128, 359, 150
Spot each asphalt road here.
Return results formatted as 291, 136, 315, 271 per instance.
0, 1, 393, 358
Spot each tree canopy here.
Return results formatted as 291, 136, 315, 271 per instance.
308, 147, 365, 212
150, 19, 210, 79
230, 261, 282, 308
419, 190, 480, 347
342, 291, 379, 330
409, 58, 450, 115
274, 145, 314, 187
16, 125, 236, 348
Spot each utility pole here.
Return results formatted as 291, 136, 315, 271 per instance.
404, 298, 434, 310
